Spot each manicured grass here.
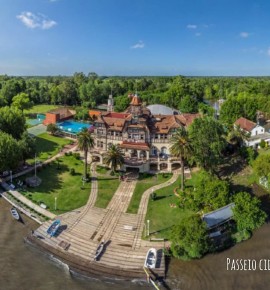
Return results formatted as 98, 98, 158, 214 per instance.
94, 177, 120, 208
96, 165, 111, 175
127, 173, 172, 214
25, 104, 59, 114
19, 155, 91, 214
28, 133, 71, 164
145, 176, 194, 239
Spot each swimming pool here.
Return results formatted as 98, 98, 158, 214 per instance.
57, 120, 92, 134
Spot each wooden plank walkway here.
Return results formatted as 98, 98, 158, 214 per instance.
29, 163, 178, 279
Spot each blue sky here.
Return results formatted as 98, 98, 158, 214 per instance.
1, 0, 270, 76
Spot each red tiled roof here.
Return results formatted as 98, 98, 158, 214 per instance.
235, 117, 256, 132
130, 95, 142, 106
119, 141, 150, 151
176, 113, 201, 126
105, 112, 131, 119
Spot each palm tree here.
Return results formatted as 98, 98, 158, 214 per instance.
170, 126, 192, 191
77, 127, 94, 180
104, 144, 125, 173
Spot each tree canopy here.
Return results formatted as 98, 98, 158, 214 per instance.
253, 153, 270, 178
232, 192, 266, 232
170, 214, 210, 260
0, 106, 26, 139
188, 117, 226, 174
0, 132, 21, 172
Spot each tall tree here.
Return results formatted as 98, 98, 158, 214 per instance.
170, 215, 210, 260
0, 132, 21, 172
0, 106, 26, 140
170, 127, 192, 191
227, 124, 250, 148
18, 132, 36, 164
232, 192, 266, 232
77, 128, 94, 180
12, 92, 33, 112
253, 153, 270, 178
188, 117, 226, 174
104, 144, 125, 173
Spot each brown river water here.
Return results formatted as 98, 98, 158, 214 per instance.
1, 197, 270, 290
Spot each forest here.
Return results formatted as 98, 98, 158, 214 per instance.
0, 73, 270, 125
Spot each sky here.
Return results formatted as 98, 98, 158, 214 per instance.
1, 0, 270, 76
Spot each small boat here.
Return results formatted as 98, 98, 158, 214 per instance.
144, 248, 157, 269
47, 219, 61, 237
94, 241, 105, 261
10, 207, 20, 221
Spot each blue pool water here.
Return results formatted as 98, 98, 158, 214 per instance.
57, 120, 92, 134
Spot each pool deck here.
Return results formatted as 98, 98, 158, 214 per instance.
26, 163, 178, 280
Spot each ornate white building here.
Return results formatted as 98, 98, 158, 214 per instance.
91, 94, 200, 173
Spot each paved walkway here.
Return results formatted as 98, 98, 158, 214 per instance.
32, 165, 182, 278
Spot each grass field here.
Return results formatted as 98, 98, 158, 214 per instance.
19, 155, 91, 214
94, 176, 120, 208
127, 173, 172, 214
27, 133, 71, 164
25, 104, 59, 114
145, 176, 194, 239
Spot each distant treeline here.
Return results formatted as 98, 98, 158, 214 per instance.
0, 73, 270, 123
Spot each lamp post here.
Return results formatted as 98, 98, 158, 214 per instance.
144, 223, 147, 237
54, 197, 57, 211
34, 153, 37, 177
82, 176, 85, 189
147, 220, 150, 236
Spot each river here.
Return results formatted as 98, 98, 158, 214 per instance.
1, 197, 270, 290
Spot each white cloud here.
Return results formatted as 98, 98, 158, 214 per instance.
17, 12, 57, 29
130, 40, 145, 49
195, 32, 201, 37
267, 48, 270, 56
240, 32, 250, 38
187, 24, 197, 29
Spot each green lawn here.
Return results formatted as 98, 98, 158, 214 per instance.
94, 177, 120, 208
28, 133, 71, 164
96, 165, 111, 175
25, 104, 59, 114
127, 173, 172, 214
19, 155, 91, 214
145, 176, 194, 239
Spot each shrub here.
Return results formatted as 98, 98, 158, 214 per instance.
70, 168, 75, 175
260, 140, 266, 149
150, 192, 157, 201
73, 153, 80, 160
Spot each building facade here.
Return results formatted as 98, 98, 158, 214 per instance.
234, 117, 270, 148
91, 94, 200, 173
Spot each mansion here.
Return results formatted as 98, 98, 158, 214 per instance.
90, 94, 200, 173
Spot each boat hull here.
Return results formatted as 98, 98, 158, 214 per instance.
10, 207, 20, 221
144, 248, 157, 269
47, 220, 61, 237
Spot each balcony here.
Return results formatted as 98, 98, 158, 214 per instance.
124, 157, 147, 166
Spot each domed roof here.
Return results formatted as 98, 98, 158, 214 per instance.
147, 104, 180, 115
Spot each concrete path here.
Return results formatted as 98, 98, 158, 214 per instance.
31, 166, 183, 278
